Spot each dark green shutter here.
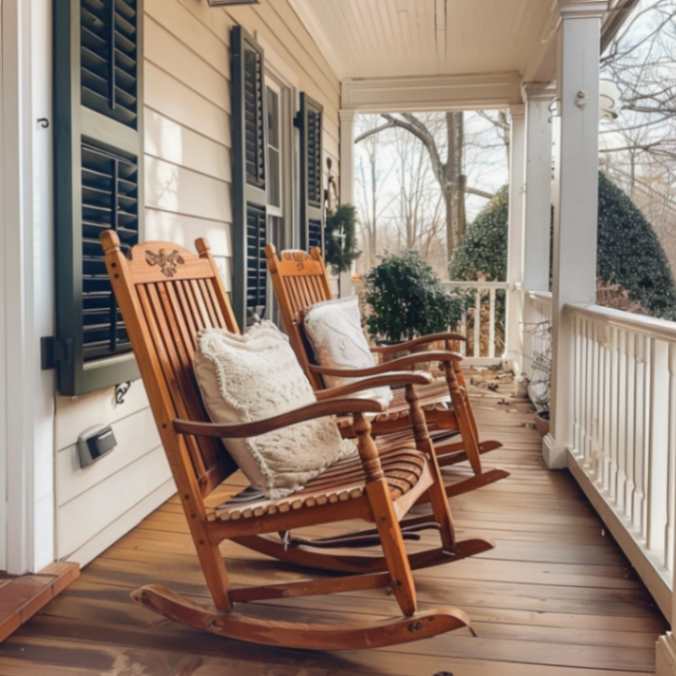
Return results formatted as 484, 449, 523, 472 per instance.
53, 0, 143, 395
230, 26, 268, 327
297, 93, 324, 251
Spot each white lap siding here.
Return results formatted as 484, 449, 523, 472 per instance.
55, 0, 340, 565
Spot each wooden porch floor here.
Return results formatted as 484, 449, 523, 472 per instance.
0, 383, 667, 675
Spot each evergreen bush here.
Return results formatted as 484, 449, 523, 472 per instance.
449, 173, 676, 320
365, 251, 463, 343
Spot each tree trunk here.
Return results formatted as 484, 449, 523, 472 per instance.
369, 146, 377, 266
445, 111, 466, 263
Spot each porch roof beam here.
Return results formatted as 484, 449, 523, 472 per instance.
341, 71, 522, 113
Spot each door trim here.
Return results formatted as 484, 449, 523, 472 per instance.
2, 0, 56, 574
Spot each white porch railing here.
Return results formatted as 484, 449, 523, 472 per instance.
567, 303, 676, 616
443, 281, 509, 365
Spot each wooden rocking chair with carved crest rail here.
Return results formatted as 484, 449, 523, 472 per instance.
101, 231, 492, 650
266, 245, 508, 501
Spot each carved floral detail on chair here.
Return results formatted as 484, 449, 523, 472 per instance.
281, 250, 309, 270
145, 248, 185, 278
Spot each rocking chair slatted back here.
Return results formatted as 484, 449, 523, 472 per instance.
266, 245, 332, 388
102, 232, 239, 497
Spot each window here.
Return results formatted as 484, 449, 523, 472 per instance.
298, 93, 324, 251
266, 84, 282, 214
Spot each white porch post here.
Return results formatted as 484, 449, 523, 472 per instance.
521, 83, 555, 292
339, 110, 355, 205
543, 0, 605, 469
504, 105, 526, 370
337, 110, 355, 295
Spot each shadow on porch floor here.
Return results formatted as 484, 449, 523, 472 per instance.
0, 379, 667, 675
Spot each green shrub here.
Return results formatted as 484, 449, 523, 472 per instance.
365, 251, 463, 343
449, 186, 509, 281
449, 173, 676, 319
597, 173, 676, 318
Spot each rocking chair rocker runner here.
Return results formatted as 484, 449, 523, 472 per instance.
101, 231, 490, 650
266, 245, 508, 499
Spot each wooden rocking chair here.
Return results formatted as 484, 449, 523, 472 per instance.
101, 231, 491, 650
266, 245, 509, 499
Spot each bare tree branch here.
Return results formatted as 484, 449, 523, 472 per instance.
466, 186, 495, 199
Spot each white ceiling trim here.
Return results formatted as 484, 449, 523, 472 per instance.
342, 72, 523, 113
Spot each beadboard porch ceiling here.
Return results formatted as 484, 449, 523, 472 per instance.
289, 0, 632, 112
289, 0, 556, 82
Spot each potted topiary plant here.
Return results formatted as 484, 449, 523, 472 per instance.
364, 251, 463, 344
324, 204, 361, 296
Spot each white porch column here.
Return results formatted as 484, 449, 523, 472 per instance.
521, 83, 555, 292
339, 110, 355, 205
337, 110, 355, 295
544, 0, 605, 469
504, 105, 526, 370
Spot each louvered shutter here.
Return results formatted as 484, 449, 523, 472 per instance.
230, 26, 268, 327
53, 0, 143, 395
297, 93, 324, 251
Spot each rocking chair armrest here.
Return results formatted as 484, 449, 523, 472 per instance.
315, 371, 433, 400
308, 351, 463, 378
371, 332, 467, 355
173, 398, 386, 439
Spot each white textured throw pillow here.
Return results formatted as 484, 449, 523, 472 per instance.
303, 296, 393, 407
194, 322, 356, 498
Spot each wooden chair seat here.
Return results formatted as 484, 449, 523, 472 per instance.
337, 380, 452, 435
207, 444, 429, 522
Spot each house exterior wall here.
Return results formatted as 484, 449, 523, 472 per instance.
54, 0, 340, 565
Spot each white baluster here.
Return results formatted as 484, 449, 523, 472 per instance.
608, 327, 620, 505
592, 319, 602, 484
488, 288, 496, 359
647, 339, 668, 557
585, 318, 594, 468
625, 331, 637, 526
666, 344, 676, 573
618, 329, 631, 516
601, 321, 611, 493
573, 314, 582, 456
473, 289, 481, 358
634, 333, 647, 538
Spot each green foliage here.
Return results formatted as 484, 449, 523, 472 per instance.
597, 173, 676, 318
449, 174, 676, 319
324, 204, 361, 274
449, 186, 509, 281
365, 251, 463, 343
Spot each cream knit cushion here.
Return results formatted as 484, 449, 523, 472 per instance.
194, 322, 356, 498
304, 296, 393, 407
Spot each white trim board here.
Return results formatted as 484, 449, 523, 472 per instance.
2, 0, 56, 574
0, 0, 6, 572
341, 72, 523, 113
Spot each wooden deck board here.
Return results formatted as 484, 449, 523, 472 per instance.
0, 384, 667, 674
0, 564, 79, 645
